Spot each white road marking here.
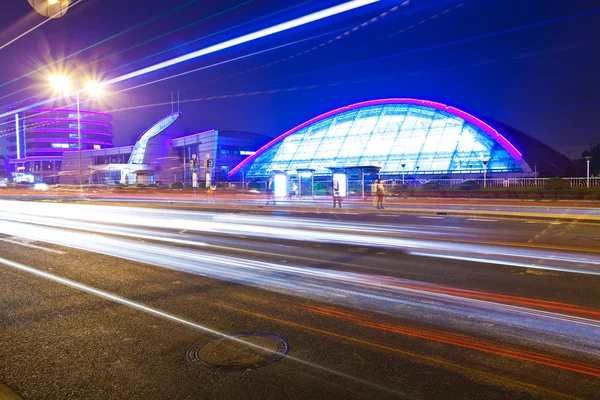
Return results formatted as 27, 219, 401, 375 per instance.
467, 219, 497, 222
0, 238, 66, 254
418, 216, 445, 219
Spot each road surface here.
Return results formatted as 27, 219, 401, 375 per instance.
0, 199, 599, 399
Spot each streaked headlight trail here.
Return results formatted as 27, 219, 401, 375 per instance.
0, 0, 380, 120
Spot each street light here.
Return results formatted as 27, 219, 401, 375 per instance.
585, 156, 592, 188
401, 163, 406, 184
49, 75, 103, 186
28, 0, 70, 19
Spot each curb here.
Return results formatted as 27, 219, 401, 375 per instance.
0, 383, 22, 400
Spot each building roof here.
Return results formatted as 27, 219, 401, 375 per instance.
230, 99, 533, 178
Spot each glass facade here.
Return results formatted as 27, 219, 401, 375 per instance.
241, 101, 527, 178
129, 112, 180, 164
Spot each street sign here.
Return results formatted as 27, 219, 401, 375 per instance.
192, 171, 198, 188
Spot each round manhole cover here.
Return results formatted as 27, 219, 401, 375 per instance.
187, 331, 290, 372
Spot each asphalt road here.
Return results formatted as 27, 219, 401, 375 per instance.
0, 199, 599, 399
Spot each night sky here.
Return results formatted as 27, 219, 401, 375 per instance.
1, 0, 598, 158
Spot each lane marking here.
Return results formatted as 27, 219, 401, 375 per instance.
418, 216, 445, 219
0, 257, 405, 399
0, 238, 65, 254
467, 219, 497, 222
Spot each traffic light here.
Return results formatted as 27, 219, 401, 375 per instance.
203, 160, 208, 168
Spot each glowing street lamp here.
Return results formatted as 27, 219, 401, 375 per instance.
48, 75, 104, 186
28, 0, 70, 19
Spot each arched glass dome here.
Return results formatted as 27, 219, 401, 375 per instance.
230, 99, 530, 178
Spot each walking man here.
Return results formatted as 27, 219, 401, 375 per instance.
208, 182, 217, 203
376, 179, 385, 209
332, 180, 342, 208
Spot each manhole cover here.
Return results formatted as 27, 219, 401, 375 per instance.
187, 331, 290, 372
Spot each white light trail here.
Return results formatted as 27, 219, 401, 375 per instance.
0, 0, 380, 120
0, 255, 406, 397
0, 0, 84, 51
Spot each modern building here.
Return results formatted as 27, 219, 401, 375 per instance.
60, 111, 268, 185
0, 155, 7, 179
2, 99, 113, 183
229, 99, 579, 183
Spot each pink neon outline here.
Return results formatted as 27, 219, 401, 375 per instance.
172, 129, 217, 142
228, 98, 524, 177
9, 156, 62, 163
33, 118, 113, 127
32, 129, 113, 137
33, 108, 113, 119
33, 139, 113, 145
30, 149, 82, 153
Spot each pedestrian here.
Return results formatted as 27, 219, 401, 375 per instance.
266, 177, 276, 205
332, 180, 342, 208
208, 182, 217, 203
376, 179, 385, 209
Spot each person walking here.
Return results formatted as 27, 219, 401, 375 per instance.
332, 180, 342, 208
207, 182, 217, 203
333, 187, 342, 208
376, 179, 385, 209
266, 177, 276, 205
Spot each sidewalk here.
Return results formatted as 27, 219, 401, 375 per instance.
84, 195, 600, 223
2, 190, 600, 222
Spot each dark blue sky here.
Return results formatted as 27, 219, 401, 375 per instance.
1, 0, 598, 158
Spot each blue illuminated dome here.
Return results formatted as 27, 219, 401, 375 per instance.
230, 99, 534, 179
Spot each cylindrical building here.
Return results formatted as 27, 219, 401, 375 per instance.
3, 100, 113, 183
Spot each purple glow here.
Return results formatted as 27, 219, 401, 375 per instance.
33, 139, 113, 145
33, 118, 113, 127
32, 149, 81, 153
33, 108, 113, 119
228, 98, 525, 177
32, 129, 113, 137
8, 156, 62, 163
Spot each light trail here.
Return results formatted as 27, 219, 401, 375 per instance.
1, 200, 598, 275
1, 209, 599, 359
0, 255, 410, 399
0, 0, 85, 51
0, 0, 380, 120
105, 0, 318, 74
0, 29, 347, 130
303, 305, 600, 378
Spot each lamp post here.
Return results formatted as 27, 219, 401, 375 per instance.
482, 160, 488, 188
585, 156, 592, 188
49, 75, 103, 186
401, 163, 406, 184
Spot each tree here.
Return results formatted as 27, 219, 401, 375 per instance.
581, 143, 600, 176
